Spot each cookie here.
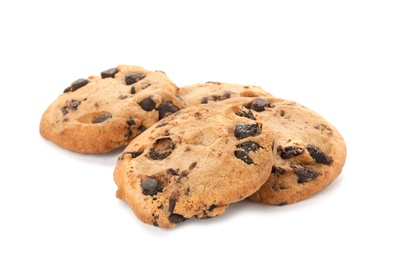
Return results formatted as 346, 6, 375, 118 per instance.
39, 65, 185, 153
222, 96, 347, 205
113, 102, 275, 228
178, 81, 274, 107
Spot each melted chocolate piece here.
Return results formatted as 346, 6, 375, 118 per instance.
201, 91, 232, 104
139, 97, 156, 111
237, 141, 261, 152
157, 101, 179, 120
234, 123, 261, 139
101, 67, 118, 78
291, 165, 319, 183
149, 137, 175, 160
236, 107, 255, 120
250, 98, 270, 112
127, 117, 136, 126
234, 150, 254, 164
140, 178, 162, 196
306, 144, 333, 165
64, 78, 89, 93
125, 73, 146, 85
92, 113, 112, 124
278, 145, 304, 159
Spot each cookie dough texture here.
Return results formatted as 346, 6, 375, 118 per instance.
39, 65, 185, 153
178, 81, 274, 107
114, 102, 275, 228
222, 97, 347, 205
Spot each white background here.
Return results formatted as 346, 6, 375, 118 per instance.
1, 0, 394, 259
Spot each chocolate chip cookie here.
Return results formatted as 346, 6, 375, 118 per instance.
39, 65, 185, 153
114, 102, 275, 228
178, 81, 274, 107
222, 97, 347, 205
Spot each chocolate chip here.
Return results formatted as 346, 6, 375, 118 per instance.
140, 178, 162, 196
92, 113, 112, 124
130, 86, 136, 94
149, 137, 175, 160
234, 123, 262, 139
306, 144, 333, 165
157, 101, 179, 120
64, 78, 89, 93
277, 202, 288, 206
234, 150, 254, 164
271, 166, 286, 175
169, 198, 177, 213
236, 107, 255, 120
127, 117, 136, 126
201, 92, 232, 104
101, 67, 118, 78
68, 101, 80, 111
167, 168, 178, 175
278, 145, 304, 159
139, 97, 156, 111
61, 107, 68, 115
237, 141, 261, 152
188, 162, 198, 172
138, 125, 146, 133
168, 214, 186, 224
250, 98, 270, 112
125, 73, 146, 85
291, 165, 319, 183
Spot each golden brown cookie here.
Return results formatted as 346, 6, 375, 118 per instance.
222, 96, 347, 205
114, 102, 275, 228
39, 65, 185, 153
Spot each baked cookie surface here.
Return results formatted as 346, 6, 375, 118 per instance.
39, 65, 185, 153
222, 97, 347, 205
114, 102, 275, 228
178, 81, 274, 107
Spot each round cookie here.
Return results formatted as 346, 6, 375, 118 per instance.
113, 102, 275, 228
39, 65, 185, 153
178, 81, 274, 107
222, 96, 347, 205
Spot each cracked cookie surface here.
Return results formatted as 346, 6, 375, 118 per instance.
39, 65, 185, 153
113, 102, 275, 228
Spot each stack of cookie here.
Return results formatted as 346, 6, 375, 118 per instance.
39, 64, 347, 228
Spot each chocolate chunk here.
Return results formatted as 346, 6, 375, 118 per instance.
125, 73, 146, 85
277, 202, 288, 206
234, 123, 262, 139
140, 178, 162, 196
234, 150, 254, 164
189, 161, 197, 170
291, 165, 319, 183
236, 107, 255, 120
237, 141, 261, 152
61, 107, 68, 115
169, 198, 177, 213
130, 86, 136, 94
64, 78, 89, 93
167, 168, 178, 175
271, 166, 286, 175
278, 145, 304, 159
306, 144, 333, 165
157, 101, 179, 120
127, 117, 136, 126
149, 137, 175, 160
139, 97, 156, 111
250, 98, 270, 112
100, 67, 118, 78
138, 125, 147, 133
92, 113, 112, 124
68, 101, 80, 111
168, 214, 186, 223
